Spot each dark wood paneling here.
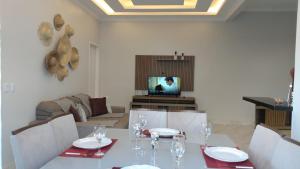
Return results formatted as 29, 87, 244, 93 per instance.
135, 55, 195, 91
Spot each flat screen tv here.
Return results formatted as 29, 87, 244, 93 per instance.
148, 76, 181, 96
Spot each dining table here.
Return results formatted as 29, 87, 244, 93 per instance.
40, 128, 236, 169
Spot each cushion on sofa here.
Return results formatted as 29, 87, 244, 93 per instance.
69, 106, 82, 122
73, 94, 92, 117
89, 97, 108, 116
67, 96, 91, 118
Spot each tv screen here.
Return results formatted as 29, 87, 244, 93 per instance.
148, 76, 181, 96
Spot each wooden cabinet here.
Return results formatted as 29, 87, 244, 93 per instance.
130, 95, 198, 111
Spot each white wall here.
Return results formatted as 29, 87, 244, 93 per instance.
1, 0, 100, 168
99, 12, 296, 125
292, 1, 300, 141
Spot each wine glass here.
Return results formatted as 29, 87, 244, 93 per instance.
132, 122, 142, 150
93, 125, 107, 156
138, 114, 147, 136
150, 131, 159, 150
170, 134, 186, 168
201, 122, 212, 149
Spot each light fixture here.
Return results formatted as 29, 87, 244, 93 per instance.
118, 0, 198, 9
91, 0, 226, 16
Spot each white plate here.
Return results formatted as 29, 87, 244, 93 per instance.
72, 137, 112, 150
149, 128, 179, 137
204, 147, 249, 162
122, 165, 160, 169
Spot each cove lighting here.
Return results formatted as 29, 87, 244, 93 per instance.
118, 0, 198, 9
91, 0, 226, 16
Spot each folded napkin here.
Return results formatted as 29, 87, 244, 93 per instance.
142, 129, 185, 139
60, 139, 117, 158
201, 146, 255, 169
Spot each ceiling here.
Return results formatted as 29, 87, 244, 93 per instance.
73, 0, 297, 21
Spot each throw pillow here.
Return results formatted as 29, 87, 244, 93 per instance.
69, 106, 81, 122
106, 100, 112, 113
77, 104, 88, 122
89, 97, 108, 116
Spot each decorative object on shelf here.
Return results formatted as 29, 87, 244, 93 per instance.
65, 24, 75, 38
181, 53, 185, 60
57, 35, 72, 66
53, 14, 65, 31
69, 47, 79, 70
174, 51, 178, 60
56, 65, 69, 81
45, 50, 59, 75
38, 22, 53, 46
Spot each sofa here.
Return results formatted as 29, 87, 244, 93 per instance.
35, 93, 129, 137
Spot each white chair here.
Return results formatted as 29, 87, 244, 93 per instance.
129, 109, 167, 129
167, 111, 207, 144
11, 122, 59, 169
248, 125, 282, 169
269, 137, 300, 169
49, 114, 79, 153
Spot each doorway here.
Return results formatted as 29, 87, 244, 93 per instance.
89, 42, 100, 98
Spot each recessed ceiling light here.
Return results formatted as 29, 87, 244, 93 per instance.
91, 0, 227, 16
118, 0, 198, 9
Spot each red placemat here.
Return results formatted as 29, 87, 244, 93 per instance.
60, 139, 117, 158
201, 146, 255, 169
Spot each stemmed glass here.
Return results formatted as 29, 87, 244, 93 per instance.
201, 122, 213, 149
170, 134, 186, 168
138, 114, 147, 137
93, 125, 107, 156
132, 121, 142, 150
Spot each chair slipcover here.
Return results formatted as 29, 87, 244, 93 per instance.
270, 137, 300, 169
248, 125, 281, 169
49, 114, 79, 153
167, 111, 207, 143
11, 123, 59, 169
129, 109, 167, 129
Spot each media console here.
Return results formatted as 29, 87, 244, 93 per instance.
130, 95, 198, 111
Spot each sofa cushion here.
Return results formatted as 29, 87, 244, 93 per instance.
73, 94, 92, 117
69, 106, 81, 122
36, 101, 62, 113
89, 97, 108, 116
67, 96, 91, 118
76, 104, 88, 122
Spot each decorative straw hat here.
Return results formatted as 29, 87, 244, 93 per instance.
45, 50, 59, 75
65, 25, 74, 38
69, 47, 79, 70
57, 35, 72, 66
53, 14, 65, 31
56, 65, 69, 81
38, 22, 53, 46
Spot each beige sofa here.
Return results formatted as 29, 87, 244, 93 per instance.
35, 94, 129, 137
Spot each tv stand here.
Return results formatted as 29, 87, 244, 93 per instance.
130, 95, 197, 111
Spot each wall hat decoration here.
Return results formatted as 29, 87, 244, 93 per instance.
70, 47, 79, 70
39, 14, 80, 81
65, 24, 75, 38
56, 65, 69, 81
38, 22, 54, 46
57, 35, 72, 66
54, 14, 65, 31
45, 50, 59, 74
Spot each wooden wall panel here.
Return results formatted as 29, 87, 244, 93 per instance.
135, 55, 195, 91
